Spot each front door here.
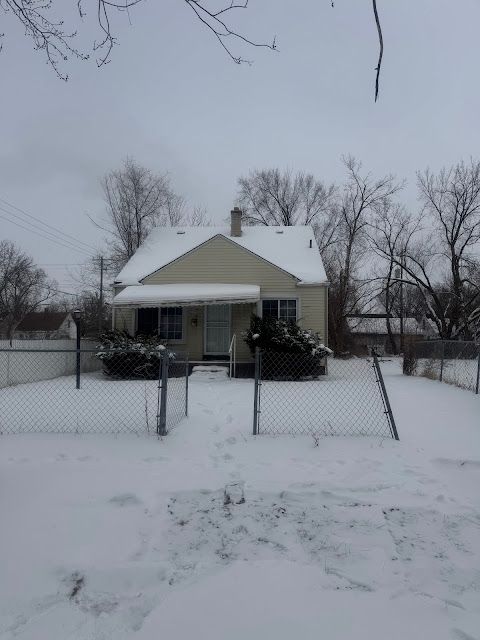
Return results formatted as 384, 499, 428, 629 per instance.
204, 305, 231, 355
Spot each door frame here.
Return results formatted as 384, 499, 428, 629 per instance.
203, 304, 232, 355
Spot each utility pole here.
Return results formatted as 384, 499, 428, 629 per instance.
98, 256, 104, 336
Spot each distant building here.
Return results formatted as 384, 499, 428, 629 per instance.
347, 314, 433, 355
12, 311, 76, 340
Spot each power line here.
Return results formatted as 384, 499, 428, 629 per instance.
0, 196, 98, 254
0, 211, 96, 257
0, 206, 96, 257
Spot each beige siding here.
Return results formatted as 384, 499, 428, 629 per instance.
297, 286, 327, 344
114, 235, 327, 359
142, 236, 298, 290
114, 307, 135, 335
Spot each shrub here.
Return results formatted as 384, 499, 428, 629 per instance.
243, 314, 332, 357
243, 315, 332, 380
96, 330, 170, 379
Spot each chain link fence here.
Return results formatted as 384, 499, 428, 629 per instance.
406, 340, 480, 394
0, 347, 189, 435
253, 349, 398, 440
157, 353, 189, 435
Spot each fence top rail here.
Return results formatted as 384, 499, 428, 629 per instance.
0, 348, 164, 354
0, 348, 190, 361
415, 339, 479, 346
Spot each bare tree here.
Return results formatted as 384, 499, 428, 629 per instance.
369, 160, 480, 339
0, 240, 56, 343
0, 1, 142, 80
416, 160, 480, 336
237, 168, 337, 250
0, 1, 389, 99
0, 1, 275, 80
324, 155, 402, 352
369, 200, 420, 353
93, 158, 212, 271
185, 205, 212, 226
94, 157, 177, 270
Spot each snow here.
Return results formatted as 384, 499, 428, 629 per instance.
114, 226, 327, 286
1, 361, 480, 639
0, 371, 160, 433
113, 283, 260, 308
347, 316, 426, 335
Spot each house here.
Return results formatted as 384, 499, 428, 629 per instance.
112, 208, 328, 373
347, 314, 432, 355
12, 311, 77, 340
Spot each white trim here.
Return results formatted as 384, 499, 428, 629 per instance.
203, 304, 232, 355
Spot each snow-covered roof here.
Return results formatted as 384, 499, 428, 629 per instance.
347, 317, 426, 335
113, 283, 261, 308
114, 226, 327, 286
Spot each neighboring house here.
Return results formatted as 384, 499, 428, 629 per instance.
12, 311, 77, 340
347, 314, 432, 355
112, 208, 328, 371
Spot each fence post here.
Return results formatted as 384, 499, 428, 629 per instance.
185, 355, 189, 416
253, 348, 261, 435
476, 351, 480, 395
157, 354, 168, 436
371, 349, 399, 441
439, 340, 445, 383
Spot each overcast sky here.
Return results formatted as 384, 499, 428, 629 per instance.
1, 0, 479, 293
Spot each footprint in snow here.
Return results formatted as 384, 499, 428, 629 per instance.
451, 629, 477, 640
109, 493, 142, 507
433, 457, 480, 470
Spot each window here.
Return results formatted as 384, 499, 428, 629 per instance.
137, 308, 159, 336
262, 299, 297, 322
159, 307, 183, 341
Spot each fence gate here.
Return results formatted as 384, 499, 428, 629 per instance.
253, 349, 398, 440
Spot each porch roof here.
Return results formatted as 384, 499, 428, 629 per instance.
112, 283, 260, 308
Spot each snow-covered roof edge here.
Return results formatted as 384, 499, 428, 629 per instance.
114, 226, 328, 287
137, 234, 300, 285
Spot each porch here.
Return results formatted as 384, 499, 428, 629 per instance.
112, 283, 259, 375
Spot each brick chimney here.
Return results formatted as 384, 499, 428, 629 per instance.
230, 206, 242, 237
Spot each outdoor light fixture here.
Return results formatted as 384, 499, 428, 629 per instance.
72, 309, 82, 322
191, 317, 198, 328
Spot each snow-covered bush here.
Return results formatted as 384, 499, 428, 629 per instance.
96, 330, 169, 378
243, 315, 332, 379
244, 315, 332, 357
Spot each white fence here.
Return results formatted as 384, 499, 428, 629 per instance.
0, 340, 101, 389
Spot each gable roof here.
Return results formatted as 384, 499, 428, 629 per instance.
16, 312, 71, 332
114, 226, 327, 286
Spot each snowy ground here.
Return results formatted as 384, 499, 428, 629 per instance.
1, 360, 480, 639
